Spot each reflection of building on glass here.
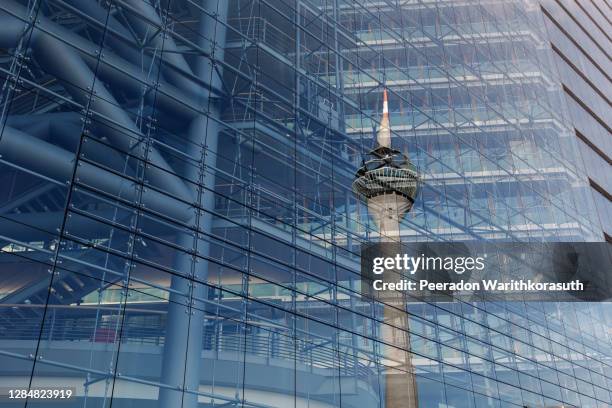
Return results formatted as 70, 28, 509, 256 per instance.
353, 89, 419, 237
0, 0, 610, 407
353, 89, 419, 407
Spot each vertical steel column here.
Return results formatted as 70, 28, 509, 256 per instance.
159, 1, 228, 407
332, 0, 345, 134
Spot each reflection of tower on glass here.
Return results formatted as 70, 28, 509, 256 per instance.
353, 89, 420, 408
353, 89, 419, 238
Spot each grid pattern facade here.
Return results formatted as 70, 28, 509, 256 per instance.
539, 0, 612, 239
0, 1, 610, 407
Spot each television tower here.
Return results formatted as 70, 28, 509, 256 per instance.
353, 88, 420, 408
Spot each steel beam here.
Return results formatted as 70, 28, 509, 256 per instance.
0, 126, 191, 221
117, 0, 196, 93
0, 2, 193, 205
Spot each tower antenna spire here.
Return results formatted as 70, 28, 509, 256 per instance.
377, 88, 391, 148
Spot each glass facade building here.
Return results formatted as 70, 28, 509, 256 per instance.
0, 0, 610, 407
539, 0, 612, 239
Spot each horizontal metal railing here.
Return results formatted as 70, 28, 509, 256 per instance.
0, 313, 375, 378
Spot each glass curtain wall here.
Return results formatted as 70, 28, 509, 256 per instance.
0, 0, 609, 407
